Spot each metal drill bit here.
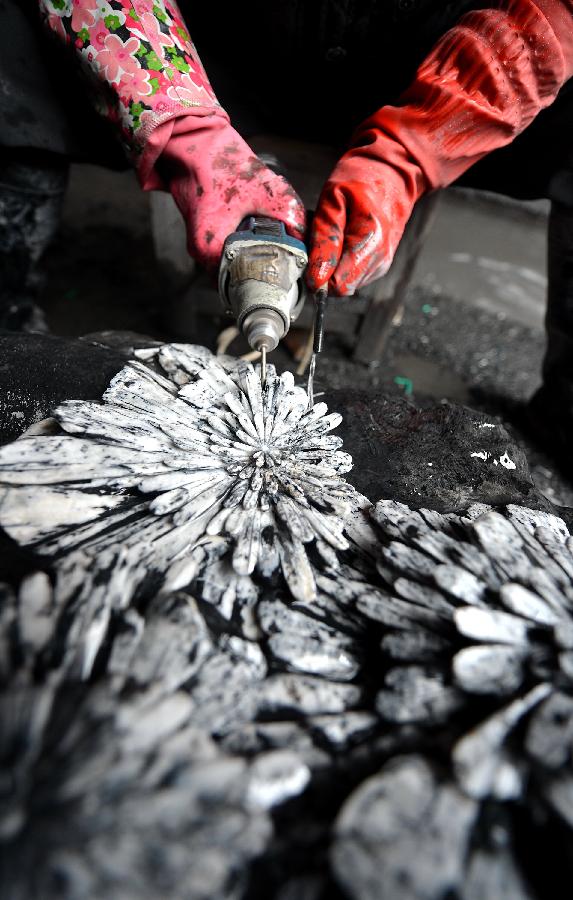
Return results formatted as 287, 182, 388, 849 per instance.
307, 288, 328, 407
313, 288, 328, 355
261, 345, 267, 387
307, 353, 316, 408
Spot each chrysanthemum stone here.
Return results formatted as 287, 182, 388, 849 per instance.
0, 344, 356, 610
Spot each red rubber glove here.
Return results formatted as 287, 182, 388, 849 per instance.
39, 0, 305, 273
308, 0, 573, 296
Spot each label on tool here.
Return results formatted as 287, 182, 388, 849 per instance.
230, 246, 292, 289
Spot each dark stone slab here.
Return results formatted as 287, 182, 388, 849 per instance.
330, 388, 546, 513
0, 331, 125, 445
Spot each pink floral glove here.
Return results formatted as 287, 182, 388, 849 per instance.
146, 116, 305, 271
39, 1, 305, 270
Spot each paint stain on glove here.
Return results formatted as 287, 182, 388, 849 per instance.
156, 117, 306, 272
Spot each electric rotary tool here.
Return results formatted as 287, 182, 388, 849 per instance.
218, 216, 308, 382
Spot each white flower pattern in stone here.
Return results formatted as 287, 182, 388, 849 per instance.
0, 344, 354, 612
360, 499, 573, 808
5, 344, 573, 896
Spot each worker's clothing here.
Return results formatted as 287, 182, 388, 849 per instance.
527, 195, 573, 463
541, 162, 573, 388
0, 1, 127, 168
37, 0, 220, 158
523, 152, 573, 466
29, 1, 573, 288
34, 0, 306, 272
3, 1, 573, 315
3, 1, 488, 158
0, 149, 67, 332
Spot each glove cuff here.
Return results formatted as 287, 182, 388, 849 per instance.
354, 0, 573, 191
138, 107, 230, 192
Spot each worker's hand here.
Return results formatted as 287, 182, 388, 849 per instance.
307, 140, 423, 296
308, 0, 573, 296
40, 0, 305, 273
156, 116, 306, 273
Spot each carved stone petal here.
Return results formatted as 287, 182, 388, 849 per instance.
393, 577, 458, 618
453, 684, 552, 798
0, 436, 162, 485
505, 504, 570, 542
359, 592, 450, 633
267, 633, 360, 682
453, 645, 526, 695
535, 525, 573, 582
381, 630, 452, 663
17, 572, 55, 660
376, 666, 463, 724
255, 675, 361, 717
525, 691, 573, 769
278, 536, 317, 603
257, 599, 356, 645
499, 583, 560, 626
454, 607, 530, 645
245, 751, 311, 811
332, 756, 477, 900
433, 564, 485, 606
0, 485, 125, 546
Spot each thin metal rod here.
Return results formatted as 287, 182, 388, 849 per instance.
261, 346, 267, 386
307, 287, 328, 408
313, 288, 328, 354
307, 353, 316, 409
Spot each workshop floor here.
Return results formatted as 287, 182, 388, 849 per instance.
41, 163, 573, 510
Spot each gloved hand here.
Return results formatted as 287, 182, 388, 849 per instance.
145, 115, 306, 272
39, 0, 305, 272
308, 0, 573, 296
307, 129, 424, 296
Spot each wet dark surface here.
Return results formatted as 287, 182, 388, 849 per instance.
0, 331, 125, 444
330, 388, 545, 514
318, 289, 573, 512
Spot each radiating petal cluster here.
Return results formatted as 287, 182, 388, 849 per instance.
355, 499, 573, 808
4, 342, 573, 896
0, 344, 355, 610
